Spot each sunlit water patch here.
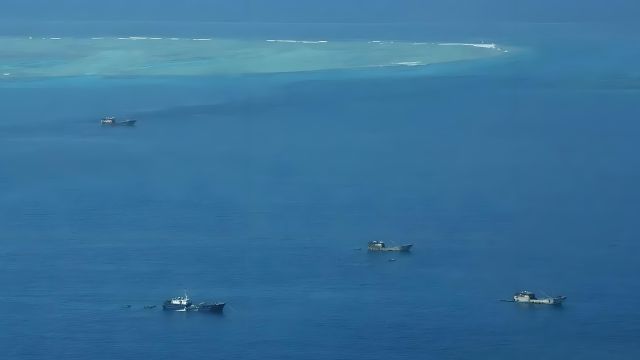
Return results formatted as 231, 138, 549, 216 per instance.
0, 36, 510, 78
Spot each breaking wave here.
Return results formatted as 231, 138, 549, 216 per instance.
393, 61, 423, 67
266, 39, 328, 44
438, 42, 497, 49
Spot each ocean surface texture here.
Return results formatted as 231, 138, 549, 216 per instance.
1, 22, 639, 359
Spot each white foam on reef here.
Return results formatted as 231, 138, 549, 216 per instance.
393, 61, 423, 66
266, 39, 328, 44
2, 73, 11, 76
192, 38, 212, 41
149, 37, 163, 40
438, 42, 497, 49
116, 36, 149, 40
169, 38, 180, 41
91, 37, 104, 40
49, 37, 62, 40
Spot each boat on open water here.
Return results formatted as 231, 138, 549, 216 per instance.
513, 291, 566, 305
367, 241, 413, 252
101, 116, 136, 126
162, 291, 225, 313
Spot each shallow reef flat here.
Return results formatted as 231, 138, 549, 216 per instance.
0, 36, 509, 78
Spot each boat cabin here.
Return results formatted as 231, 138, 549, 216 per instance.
101, 116, 116, 125
169, 295, 190, 305
368, 241, 386, 249
514, 291, 537, 301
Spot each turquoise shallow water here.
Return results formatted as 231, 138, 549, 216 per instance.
0, 36, 507, 78
1, 22, 639, 359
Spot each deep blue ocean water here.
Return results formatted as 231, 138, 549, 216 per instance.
1, 22, 639, 359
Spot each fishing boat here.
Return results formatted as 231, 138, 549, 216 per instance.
162, 291, 226, 313
367, 241, 412, 252
513, 291, 566, 305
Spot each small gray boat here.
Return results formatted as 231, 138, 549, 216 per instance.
101, 116, 136, 126
513, 291, 566, 305
368, 241, 413, 252
162, 291, 225, 313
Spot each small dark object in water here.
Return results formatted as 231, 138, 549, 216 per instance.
144, 305, 157, 309
121, 305, 131, 309
388, 258, 397, 262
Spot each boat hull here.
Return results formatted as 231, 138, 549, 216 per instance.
368, 244, 413, 252
162, 301, 225, 312
195, 303, 225, 313
100, 119, 136, 126
162, 301, 192, 311
514, 296, 566, 305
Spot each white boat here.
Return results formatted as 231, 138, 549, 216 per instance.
513, 291, 566, 305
